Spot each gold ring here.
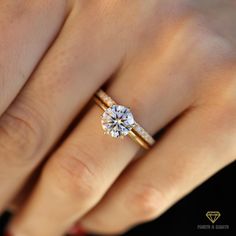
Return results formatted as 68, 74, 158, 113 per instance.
94, 89, 155, 149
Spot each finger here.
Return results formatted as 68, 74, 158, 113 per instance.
0, 2, 123, 211
8, 3, 227, 233
78, 104, 236, 234
0, 0, 68, 115
7, 32, 199, 236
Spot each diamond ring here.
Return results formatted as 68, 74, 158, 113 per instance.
94, 89, 155, 149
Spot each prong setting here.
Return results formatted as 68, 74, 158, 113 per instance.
101, 105, 135, 138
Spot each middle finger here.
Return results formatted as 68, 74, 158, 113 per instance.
0, 2, 123, 212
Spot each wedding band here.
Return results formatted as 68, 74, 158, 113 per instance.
94, 89, 155, 149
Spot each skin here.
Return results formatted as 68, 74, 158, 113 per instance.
0, 0, 235, 235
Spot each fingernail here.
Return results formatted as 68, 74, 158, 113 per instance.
67, 224, 87, 236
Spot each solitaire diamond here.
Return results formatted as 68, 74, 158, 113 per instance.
101, 105, 135, 138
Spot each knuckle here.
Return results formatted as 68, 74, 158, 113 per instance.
0, 102, 46, 164
53, 144, 99, 203
127, 184, 167, 222
184, 17, 235, 65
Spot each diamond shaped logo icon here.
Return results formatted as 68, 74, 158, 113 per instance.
206, 211, 221, 223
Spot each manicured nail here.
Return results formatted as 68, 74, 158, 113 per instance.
67, 224, 87, 236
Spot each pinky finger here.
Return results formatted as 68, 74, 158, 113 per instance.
79, 105, 236, 234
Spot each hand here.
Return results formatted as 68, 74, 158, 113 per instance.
1, 0, 236, 235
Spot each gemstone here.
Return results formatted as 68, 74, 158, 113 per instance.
101, 105, 135, 138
